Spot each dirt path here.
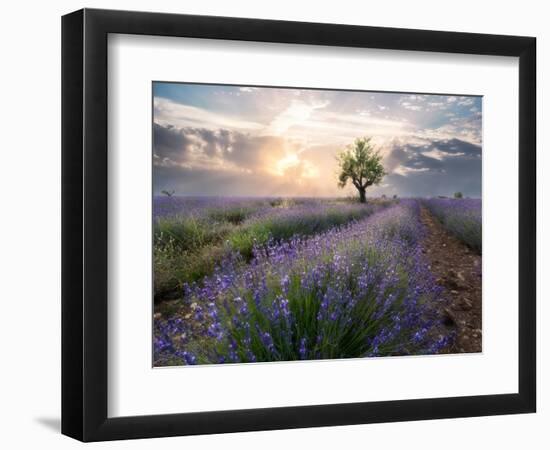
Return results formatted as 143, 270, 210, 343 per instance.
420, 206, 482, 353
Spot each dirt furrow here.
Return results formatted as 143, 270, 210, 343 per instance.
420, 206, 482, 353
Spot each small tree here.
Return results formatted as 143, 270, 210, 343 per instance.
337, 137, 385, 203
454, 191, 463, 199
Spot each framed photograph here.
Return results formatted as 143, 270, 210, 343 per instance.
62, 8, 536, 441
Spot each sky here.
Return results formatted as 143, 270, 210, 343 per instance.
153, 82, 482, 198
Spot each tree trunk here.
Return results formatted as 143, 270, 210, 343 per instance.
358, 187, 366, 203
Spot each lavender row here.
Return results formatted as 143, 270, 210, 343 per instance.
423, 198, 481, 253
153, 196, 351, 221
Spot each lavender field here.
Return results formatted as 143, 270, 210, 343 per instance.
153, 196, 481, 366
151, 83, 484, 365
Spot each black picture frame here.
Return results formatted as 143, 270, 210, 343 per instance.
62, 8, 536, 442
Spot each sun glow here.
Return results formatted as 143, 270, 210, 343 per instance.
274, 153, 300, 176
269, 152, 320, 181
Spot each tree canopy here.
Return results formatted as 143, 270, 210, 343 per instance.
337, 137, 385, 203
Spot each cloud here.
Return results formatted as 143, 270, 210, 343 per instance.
401, 102, 423, 111
154, 163, 332, 197
384, 138, 479, 170
154, 97, 263, 132
276, 110, 412, 146
153, 123, 323, 193
264, 100, 330, 135
416, 113, 482, 146
421, 148, 465, 160
369, 138, 481, 197
153, 123, 195, 165
239, 87, 258, 92
399, 94, 430, 111
457, 97, 475, 107
153, 123, 238, 169
155, 123, 273, 169
393, 165, 430, 176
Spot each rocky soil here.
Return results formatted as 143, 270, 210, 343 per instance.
420, 207, 482, 353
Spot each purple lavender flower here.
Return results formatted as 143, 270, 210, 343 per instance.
299, 338, 307, 360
